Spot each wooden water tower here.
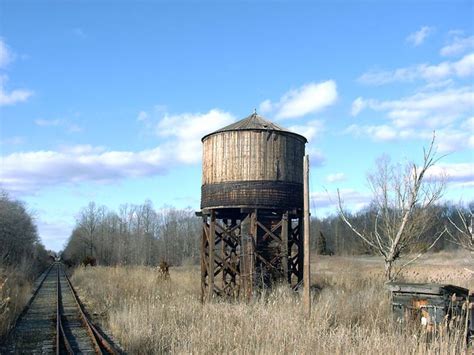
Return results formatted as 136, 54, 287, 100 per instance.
199, 111, 307, 301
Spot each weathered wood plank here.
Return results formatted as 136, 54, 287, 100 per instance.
386, 282, 469, 296
202, 130, 305, 185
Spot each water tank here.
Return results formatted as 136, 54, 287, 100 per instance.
201, 112, 307, 210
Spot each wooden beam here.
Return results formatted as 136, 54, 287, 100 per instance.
281, 211, 289, 283
208, 210, 216, 301
240, 213, 251, 301
249, 210, 257, 299
303, 155, 311, 316
200, 217, 208, 303
256, 220, 282, 242
221, 221, 226, 292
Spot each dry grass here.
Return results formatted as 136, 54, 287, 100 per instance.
0, 268, 33, 339
316, 250, 474, 290
71, 251, 473, 354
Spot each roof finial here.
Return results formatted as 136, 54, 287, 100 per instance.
253, 108, 257, 115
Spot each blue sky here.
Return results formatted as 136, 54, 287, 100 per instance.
0, 1, 473, 251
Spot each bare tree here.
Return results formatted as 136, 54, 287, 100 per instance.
0, 191, 50, 275
76, 202, 100, 258
447, 205, 473, 252
338, 135, 446, 281
64, 199, 201, 267
0, 191, 40, 266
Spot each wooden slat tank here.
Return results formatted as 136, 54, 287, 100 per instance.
199, 112, 308, 301
201, 112, 307, 210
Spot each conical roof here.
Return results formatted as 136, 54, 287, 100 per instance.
201, 112, 307, 142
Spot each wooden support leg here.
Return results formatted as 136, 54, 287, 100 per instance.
298, 214, 304, 284
240, 212, 256, 301
249, 210, 257, 296
200, 216, 208, 303
208, 211, 216, 301
281, 211, 289, 283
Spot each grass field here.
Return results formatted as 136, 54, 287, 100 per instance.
72, 251, 473, 354
0, 269, 33, 339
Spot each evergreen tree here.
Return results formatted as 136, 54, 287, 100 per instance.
316, 231, 327, 255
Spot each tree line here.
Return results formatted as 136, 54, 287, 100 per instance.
63, 134, 473, 282
62, 200, 201, 267
0, 191, 52, 338
0, 191, 50, 277
313, 201, 473, 256
62, 198, 472, 268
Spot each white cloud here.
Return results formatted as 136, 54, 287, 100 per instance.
0, 145, 166, 194
0, 40, 33, 106
306, 147, 326, 167
1, 109, 236, 194
287, 120, 324, 142
137, 111, 149, 122
311, 189, 371, 211
351, 97, 367, 116
345, 125, 473, 153
0, 75, 33, 106
67, 124, 83, 133
461, 116, 474, 131
351, 86, 473, 126
406, 26, 434, 46
59, 144, 106, 155
453, 53, 474, 76
34, 118, 83, 133
441, 35, 474, 57
36, 218, 75, 251
426, 163, 474, 186
433, 127, 473, 152
347, 86, 474, 151
35, 119, 62, 127
358, 52, 474, 85
0, 38, 13, 68
345, 124, 398, 142
259, 81, 337, 119
259, 100, 272, 113
326, 173, 346, 183
156, 109, 235, 163
0, 136, 25, 146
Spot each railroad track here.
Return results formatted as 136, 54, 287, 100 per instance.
3, 262, 121, 354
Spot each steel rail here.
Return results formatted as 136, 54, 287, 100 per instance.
56, 264, 60, 354
9, 263, 55, 332
61, 266, 120, 354
56, 263, 74, 355
6, 262, 120, 354
27, 263, 55, 311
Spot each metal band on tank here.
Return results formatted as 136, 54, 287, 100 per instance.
201, 180, 303, 210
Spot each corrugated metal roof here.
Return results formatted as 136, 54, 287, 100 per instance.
202, 112, 307, 142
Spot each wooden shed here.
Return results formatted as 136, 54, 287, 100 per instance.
387, 282, 474, 339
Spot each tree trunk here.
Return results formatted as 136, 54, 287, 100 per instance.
384, 260, 393, 281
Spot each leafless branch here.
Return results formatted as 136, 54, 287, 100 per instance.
337, 189, 379, 251
393, 228, 446, 279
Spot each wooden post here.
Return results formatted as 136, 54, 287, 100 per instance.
200, 217, 207, 303
208, 210, 216, 301
240, 214, 250, 301
222, 221, 226, 293
303, 155, 311, 316
250, 210, 257, 294
281, 211, 289, 283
